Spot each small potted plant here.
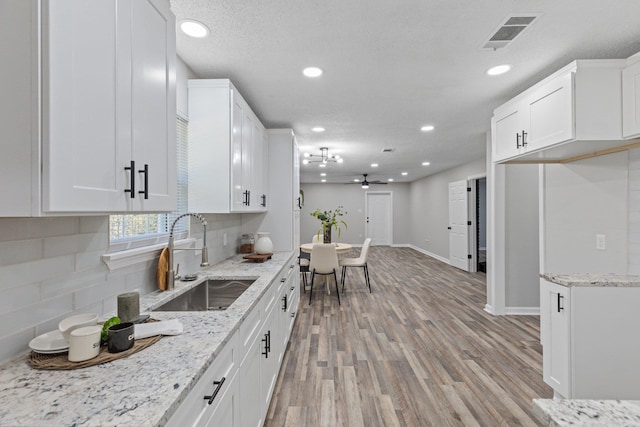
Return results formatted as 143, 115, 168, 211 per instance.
310, 206, 347, 243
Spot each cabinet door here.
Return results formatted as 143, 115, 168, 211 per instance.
623, 60, 640, 138
129, 0, 176, 212
541, 280, 571, 398
260, 304, 281, 420
293, 139, 301, 210
492, 104, 523, 162
526, 72, 574, 151
239, 331, 264, 427
202, 372, 239, 427
241, 109, 254, 211
44, 0, 128, 212
231, 94, 245, 212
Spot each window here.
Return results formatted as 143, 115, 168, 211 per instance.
108, 116, 189, 252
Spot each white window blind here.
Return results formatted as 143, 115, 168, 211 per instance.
108, 116, 189, 252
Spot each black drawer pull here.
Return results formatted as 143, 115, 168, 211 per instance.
204, 376, 226, 405
138, 164, 149, 199
557, 293, 564, 312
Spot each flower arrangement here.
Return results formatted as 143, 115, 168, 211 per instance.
311, 206, 347, 243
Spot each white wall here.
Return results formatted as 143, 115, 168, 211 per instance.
505, 164, 540, 308
409, 157, 486, 260
300, 183, 411, 245
628, 149, 640, 274
543, 151, 628, 274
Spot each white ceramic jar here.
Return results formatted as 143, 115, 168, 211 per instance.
255, 232, 273, 254
68, 325, 101, 362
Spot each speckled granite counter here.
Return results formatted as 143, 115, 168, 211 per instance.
533, 399, 640, 426
541, 273, 640, 287
0, 251, 295, 427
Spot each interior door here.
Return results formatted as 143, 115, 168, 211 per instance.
365, 192, 392, 245
448, 180, 469, 271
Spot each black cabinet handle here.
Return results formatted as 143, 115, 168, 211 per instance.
203, 377, 226, 405
297, 197, 302, 209
521, 130, 528, 147
516, 132, 522, 149
124, 160, 135, 198
557, 293, 564, 312
138, 164, 149, 199
262, 330, 271, 358
261, 194, 267, 207
282, 294, 288, 311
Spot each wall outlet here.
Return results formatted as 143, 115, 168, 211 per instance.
596, 234, 606, 251
223, 233, 228, 246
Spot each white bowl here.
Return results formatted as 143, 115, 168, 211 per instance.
58, 313, 99, 342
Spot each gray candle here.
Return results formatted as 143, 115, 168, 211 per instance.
117, 292, 140, 323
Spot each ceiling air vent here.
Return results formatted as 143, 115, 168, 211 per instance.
482, 14, 540, 50
382, 148, 396, 153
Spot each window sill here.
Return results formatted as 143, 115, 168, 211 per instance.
101, 238, 196, 271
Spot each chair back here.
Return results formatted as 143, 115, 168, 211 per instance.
311, 234, 322, 244
309, 244, 339, 274
358, 238, 372, 263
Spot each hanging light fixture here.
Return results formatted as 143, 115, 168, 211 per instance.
302, 147, 344, 166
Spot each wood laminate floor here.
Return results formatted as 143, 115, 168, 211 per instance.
265, 246, 552, 427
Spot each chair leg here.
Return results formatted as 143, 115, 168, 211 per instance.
333, 269, 340, 305
309, 271, 315, 304
364, 264, 372, 293
301, 271, 307, 292
341, 266, 347, 293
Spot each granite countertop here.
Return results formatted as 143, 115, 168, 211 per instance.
534, 399, 640, 426
0, 251, 295, 427
541, 273, 640, 287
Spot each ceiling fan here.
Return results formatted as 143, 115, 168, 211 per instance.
345, 174, 387, 189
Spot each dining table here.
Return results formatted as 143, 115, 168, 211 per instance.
300, 242, 353, 294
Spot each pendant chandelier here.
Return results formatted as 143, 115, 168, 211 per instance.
302, 147, 343, 167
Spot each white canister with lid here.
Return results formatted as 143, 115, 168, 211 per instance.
68, 325, 102, 362
254, 232, 273, 254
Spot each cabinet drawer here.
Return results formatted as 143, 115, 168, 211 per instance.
238, 304, 262, 364
167, 333, 238, 427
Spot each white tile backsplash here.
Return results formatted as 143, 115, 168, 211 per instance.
0, 213, 244, 363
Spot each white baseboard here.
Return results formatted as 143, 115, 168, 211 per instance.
484, 304, 496, 315
504, 306, 540, 316
408, 245, 451, 265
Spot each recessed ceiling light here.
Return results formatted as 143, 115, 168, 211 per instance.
311, 126, 325, 132
371, 163, 378, 167
422, 162, 430, 166
487, 64, 511, 76
388, 178, 394, 182
401, 172, 408, 176
420, 125, 435, 132
321, 179, 326, 183
320, 173, 326, 176
179, 19, 210, 38
303, 67, 323, 78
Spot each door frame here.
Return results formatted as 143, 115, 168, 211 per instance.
467, 173, 487, 273
365, 191, 393, 245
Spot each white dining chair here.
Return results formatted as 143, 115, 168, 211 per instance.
309, 243, 340, 305
311, 234, 322, 244
299, 249, 310, 291
339, 238, 372, 293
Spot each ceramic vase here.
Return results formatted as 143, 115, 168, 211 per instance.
323, 227, 331, 244
255, 232, 273, 254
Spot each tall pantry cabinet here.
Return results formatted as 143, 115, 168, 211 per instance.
259, 130, 301, 252
1, 0, 176, 216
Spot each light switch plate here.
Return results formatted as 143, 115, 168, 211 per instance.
596, 234, 606, 250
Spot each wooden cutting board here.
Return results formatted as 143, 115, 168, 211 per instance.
157, 247, 169, 291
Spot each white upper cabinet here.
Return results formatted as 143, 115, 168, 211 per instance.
188, 79, 267, 213
492, 60, 628, 163
623, 54, 640, 139
0, 0, 176, 215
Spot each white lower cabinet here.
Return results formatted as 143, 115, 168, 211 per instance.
540, 278, 640, 399
167, 333, 239, 427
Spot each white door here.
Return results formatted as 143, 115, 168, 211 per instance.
365, 192, 392, 245
448, 180, 469, 271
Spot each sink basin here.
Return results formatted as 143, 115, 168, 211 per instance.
153, 279, 256, 311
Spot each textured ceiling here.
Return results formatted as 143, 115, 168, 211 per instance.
170, 0, 640, 184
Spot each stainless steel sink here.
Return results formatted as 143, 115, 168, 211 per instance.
152, 279, 256, 311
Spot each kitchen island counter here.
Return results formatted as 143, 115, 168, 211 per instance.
0, 251, 295, 426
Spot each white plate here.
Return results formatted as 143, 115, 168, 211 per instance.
29, 330, 69, 353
